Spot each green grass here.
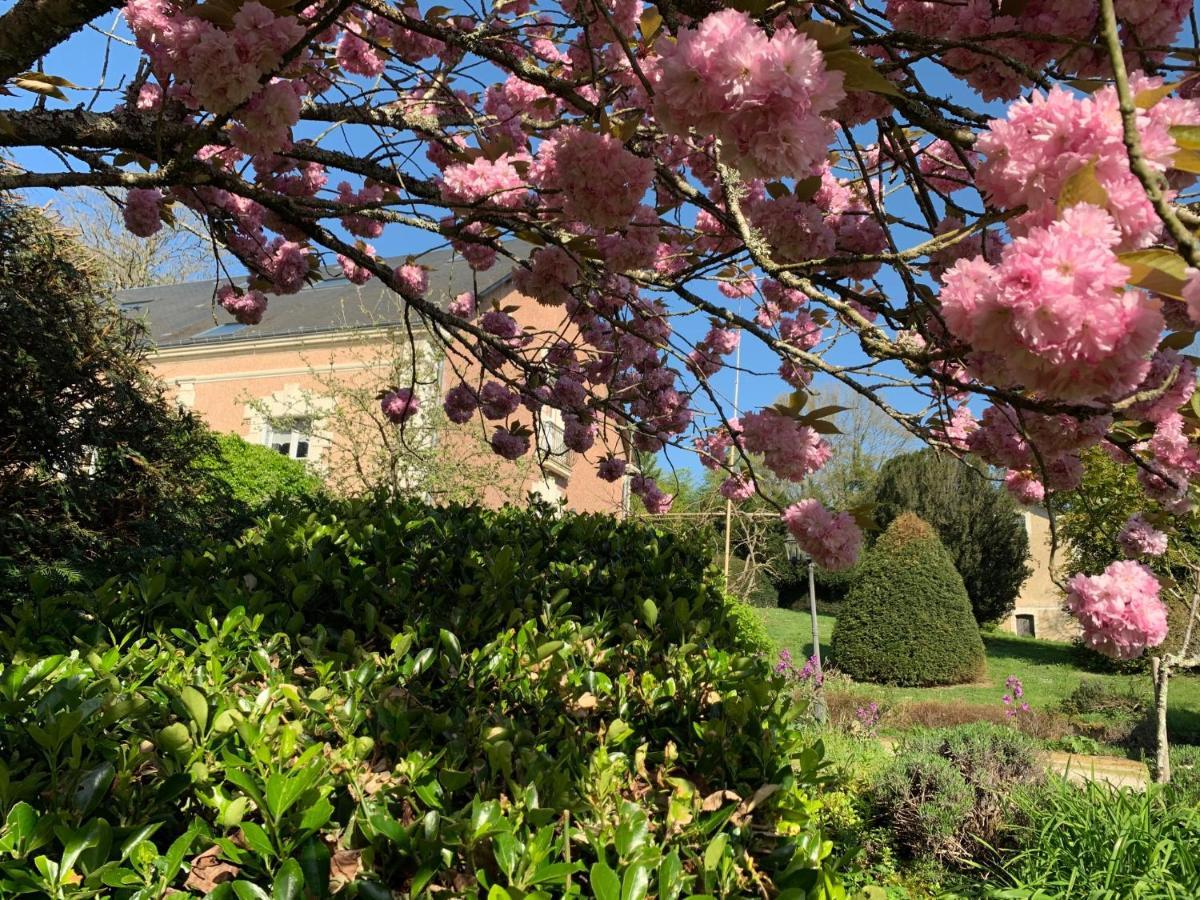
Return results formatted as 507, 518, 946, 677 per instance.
757, 606, 1200, 743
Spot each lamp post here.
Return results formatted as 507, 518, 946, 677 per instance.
784, 533, 826, 722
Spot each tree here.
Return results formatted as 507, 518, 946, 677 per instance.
872, 450, 1031, 625
1058, 447, 1200, 783
0, 198, 227, 598
801, 384, 913, 512
832, 513, 986, 687
54, 187, 214, 290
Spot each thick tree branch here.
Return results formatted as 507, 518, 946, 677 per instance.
0, 0, 121, 83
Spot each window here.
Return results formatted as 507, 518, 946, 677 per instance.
1015, 614, 1035, 638
265, 417, 313, 460
537, 409, 567, 457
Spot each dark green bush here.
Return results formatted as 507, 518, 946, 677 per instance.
873, 724, 1041, 867
831, 513, 985, 686
872, 450, 1030, 625
0, 498, 839, 898
1059, 678, 1146, 719
0, 200, 228, 603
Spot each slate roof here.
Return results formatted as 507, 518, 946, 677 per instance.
115, 245, 518, 349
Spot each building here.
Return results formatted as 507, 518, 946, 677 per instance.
117, 247, 628, 514
1001, 505, 1079, 642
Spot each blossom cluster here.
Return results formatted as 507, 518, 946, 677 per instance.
1066, 560, 1168, 660
654, 10, 844, 180
940, 204, 1163, 404
781, 499, 863, 572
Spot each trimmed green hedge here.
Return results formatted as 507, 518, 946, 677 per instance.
1, 498, 840, 898
831, 513, 985, 686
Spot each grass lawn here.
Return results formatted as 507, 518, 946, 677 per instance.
757, 606, 1200, 744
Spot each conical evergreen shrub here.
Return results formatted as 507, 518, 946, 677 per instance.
831, 512, 985, 686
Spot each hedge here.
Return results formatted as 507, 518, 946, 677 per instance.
0, 497, 842, 898
831, 512, 985, 686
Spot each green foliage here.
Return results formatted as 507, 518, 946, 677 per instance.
871, 451, 1031, 625
999, 779, 1200, 896
0, 200, 226, 603
872, 724, 1041, 868
194, 433, 326, 521
0, 498, 842, 897
1059, 447, 1200, 666
832, 514, 986, 686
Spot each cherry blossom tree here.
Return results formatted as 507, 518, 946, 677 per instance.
3, 0, 1200, 605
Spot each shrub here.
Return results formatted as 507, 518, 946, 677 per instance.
1001, 779, 1200, 895
1059, 678, 1146, 719
0, 200, 228, 602
871, 450, 1030, 625
0, 498, 838, 897
873, 724, 1042, 867
194, 433, 326, 522
831, 513, 985, 686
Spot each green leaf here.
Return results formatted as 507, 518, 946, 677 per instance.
658, 851, 683, 900
793, 176, 822, 203
703, 833, 727, 874
622, 863, 651, 900
272, 859, 304, 900
535, 640, 564, 660
298, 797, 334, 833
73, 762, 114, 816
1118, 248, 1189, 298
2, 802, 36, 853
233, 882, 272, 900
640, 599, 658, 629
1170, 124, 1200, 150
178, 686, 209, 734
298, 838, 331, 898
156, 722, 192, 754
822, 49, 901, 97
615, 813, 649, 858
590, 862, 622, 900
239, 822, 274, 859
1057, 159, 1108, 213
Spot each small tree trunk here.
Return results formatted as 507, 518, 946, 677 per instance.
1152, 655, 1171, 784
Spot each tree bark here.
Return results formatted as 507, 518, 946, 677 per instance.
1152, 655, 1171, 784
0, 0, 122, 84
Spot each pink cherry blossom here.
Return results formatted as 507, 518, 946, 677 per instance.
491, 427, 531, 460
530, 126, 654, 229
654, 10, 844, 180
597, 456, 627, 482
1118, 514, 1168, 558
123, 188, 164, 237
782, 499, 863, 572
939, 204, 1163, 402
381, 387, 420, 424
719, 474, 755, 503
740, 410, 832, 483
448, 291, 476, 318
1066, 560, 1168, 660
217, 284, 269, 325
443, 383, 479, 424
